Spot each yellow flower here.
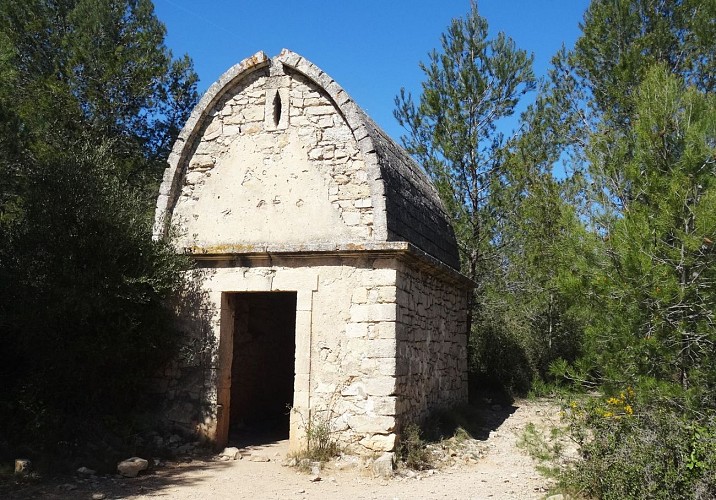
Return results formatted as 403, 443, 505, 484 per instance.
625, 405, 633, 415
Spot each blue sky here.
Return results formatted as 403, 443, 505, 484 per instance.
154, 0, 590, 144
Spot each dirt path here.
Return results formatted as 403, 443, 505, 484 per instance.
4, 399, 561, 500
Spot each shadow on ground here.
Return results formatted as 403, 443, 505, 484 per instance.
0, 454, 239, 499
470, 401, 519, 440
421, 398, 518, 444
228, 415, 289, 450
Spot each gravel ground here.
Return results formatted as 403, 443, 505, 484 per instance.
2, 399, 563, 500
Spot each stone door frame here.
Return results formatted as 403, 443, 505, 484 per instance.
213, 271, 317, 451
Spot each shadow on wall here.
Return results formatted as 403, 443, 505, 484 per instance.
147, 267, 219, 441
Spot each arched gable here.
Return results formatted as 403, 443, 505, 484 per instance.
154, 50, 459, 270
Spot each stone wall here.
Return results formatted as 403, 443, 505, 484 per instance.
155, 251, 470, 455
156, 255, 400, 453
395, 260, 470, 427
146, 267, 219, 438
155, 50, 461, 274
170, 62, 375, 250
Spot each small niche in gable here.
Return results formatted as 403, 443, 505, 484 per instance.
265, 88, 289, 130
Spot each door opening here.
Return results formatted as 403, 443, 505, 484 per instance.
226, 292, 297, 447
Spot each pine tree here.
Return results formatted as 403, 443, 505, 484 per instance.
394, 3, 540, 392
394, 2, 536, 284
554, 0, 716, 394
565, 0, 716, 231
585, 66, 716, 395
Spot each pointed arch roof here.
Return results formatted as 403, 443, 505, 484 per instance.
154, 50, 460, 270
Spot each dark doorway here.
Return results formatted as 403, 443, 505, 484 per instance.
228, 292, 297, 447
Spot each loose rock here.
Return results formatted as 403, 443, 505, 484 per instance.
117, 457, 149, 478
220, 447, 241, 460
372, 452, 395, 478
14, 458, 31, 476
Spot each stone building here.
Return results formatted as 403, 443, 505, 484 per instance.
153, 49, 472, 455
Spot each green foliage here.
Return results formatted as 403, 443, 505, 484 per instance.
304, 412, 339, 463
395, 2, 591, 395
395, 4, 602, 396
395, 2, 536, 284
517, 422, 564, 478
568, 66, 716, 396
289, 409, 339, 465
399, 0, 716, 495
560, 392, 716, 499
575, 0, 715, 130
0, 0, 198, 193
540, 1, 716, 496
568, 0, 715, 229
398, 423, 433, 471
0, 0, 197, 467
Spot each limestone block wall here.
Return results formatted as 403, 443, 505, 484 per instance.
171, 65, 376, 250
157, 256, 401, 454
395, 261, 469, 427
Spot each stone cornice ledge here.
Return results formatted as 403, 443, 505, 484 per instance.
186, 242, 474, 288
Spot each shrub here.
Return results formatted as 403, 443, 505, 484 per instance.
0, 143, 192, 470
560, 392, 716, 499
398, 423, 433, 470
289, 408, 339, 465
304, 412, 339, 463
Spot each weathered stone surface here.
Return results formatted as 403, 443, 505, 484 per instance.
395, 261, 469, 425
359, 433, 396, 452
350, 303, 396, 323
345, 322, 368, 338
166, 61, 376, 251
341, 382, 367, 398
117, 457, 148, 478
372, 452, 395, 478
14, 459, 31, 476
220, 447, 240, 460
366, 376, 397, 396
150, 50, 471, 459
154, 50, 459, 270
348, 415, 395, 433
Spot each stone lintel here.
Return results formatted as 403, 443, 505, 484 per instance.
187, 241, 474, 289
